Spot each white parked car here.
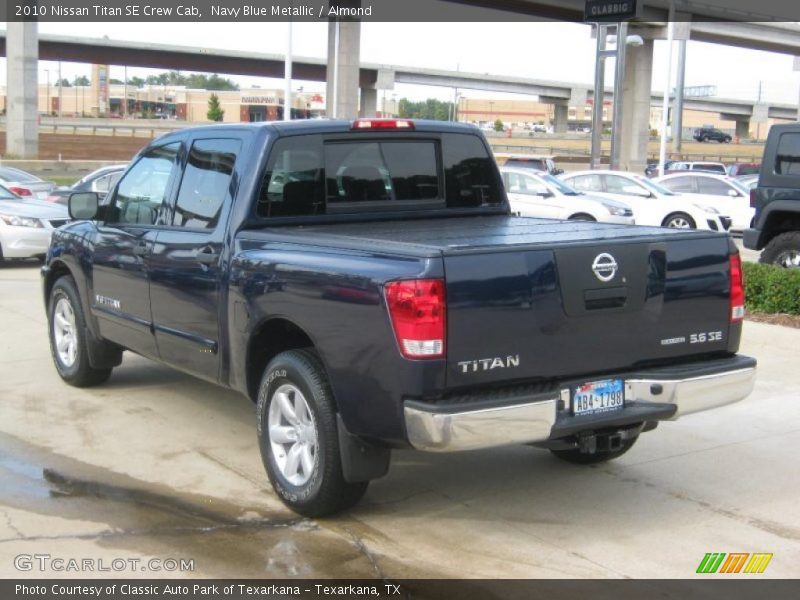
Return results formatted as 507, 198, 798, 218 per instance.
0, 166, 57, 200
500, 168, 634, 224
559, 170, 731, 232
0, 184, 70, 261
653, 172, 755, 231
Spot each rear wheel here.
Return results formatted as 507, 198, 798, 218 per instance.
256, 349, 368, 517
550, 437, 638, 465
760, 231, 800, 268
663, 212, 696, 229
48, 276, 113, 387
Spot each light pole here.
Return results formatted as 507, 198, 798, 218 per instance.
284, 8, 293, 121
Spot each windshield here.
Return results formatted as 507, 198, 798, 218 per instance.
635, 176, 676, 196
541, 173, 580, 195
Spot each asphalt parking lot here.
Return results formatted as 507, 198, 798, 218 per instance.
1, 260, 798, 579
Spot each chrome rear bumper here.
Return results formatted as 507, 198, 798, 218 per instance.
404, 356, 756, 452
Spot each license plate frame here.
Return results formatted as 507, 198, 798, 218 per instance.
572, 379, 625, 416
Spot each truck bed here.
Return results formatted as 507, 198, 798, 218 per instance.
244, 215, 723, 257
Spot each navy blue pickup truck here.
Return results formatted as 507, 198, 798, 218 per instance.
43, 119, 756, 516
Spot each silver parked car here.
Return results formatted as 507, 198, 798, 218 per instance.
0, 184, 70, 261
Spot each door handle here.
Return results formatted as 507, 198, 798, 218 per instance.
195, 246, 220, 265
132, 242, 148, 256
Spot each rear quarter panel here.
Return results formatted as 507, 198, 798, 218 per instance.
228, 235, 446, 443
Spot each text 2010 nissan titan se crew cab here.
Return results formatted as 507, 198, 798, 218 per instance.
43, 119, 757, 516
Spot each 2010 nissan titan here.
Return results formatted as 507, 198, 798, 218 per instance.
42, 119, 756, 516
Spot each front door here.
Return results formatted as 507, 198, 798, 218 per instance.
148, 136, 244, 382
91, 142, 181, 358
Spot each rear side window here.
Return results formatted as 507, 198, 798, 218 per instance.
660, 176, 695, 193
325, 141, 440, 207
775, 132, 800, 175
696, 177, 733, 196
257, 135, 324, 218
568, 174, 602, 192
442, 133, 503, 207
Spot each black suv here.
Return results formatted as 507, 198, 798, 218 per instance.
744, 123, 800, 267
693, 127, 732, 143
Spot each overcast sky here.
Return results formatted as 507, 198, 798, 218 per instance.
1, 21, 798, 105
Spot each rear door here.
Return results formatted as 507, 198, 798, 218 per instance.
91, 142, 182, 358
148, 134, 245, 381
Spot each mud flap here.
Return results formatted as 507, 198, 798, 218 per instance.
337, 415, 391, 483
85, 327, 123, 370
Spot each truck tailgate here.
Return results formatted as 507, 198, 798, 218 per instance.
443, 220, 733, 388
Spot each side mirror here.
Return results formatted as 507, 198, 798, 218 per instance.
728, 189, 740, 198
553, 168, 564, 175
69, 192, 99, 220
535, 190, 553, 198
622, 185, 651, 198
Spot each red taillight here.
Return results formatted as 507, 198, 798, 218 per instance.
8, 186, 32, 197
351, 119, 415, 131
749, 189, 757, 208
730, 254, 745, 322
385, 279, 446, 359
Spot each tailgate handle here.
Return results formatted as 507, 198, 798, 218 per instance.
584, 287, 627, 310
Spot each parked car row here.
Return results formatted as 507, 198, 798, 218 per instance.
0, 165, 127, 263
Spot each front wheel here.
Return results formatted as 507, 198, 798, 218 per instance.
760, 231, 800, 268
568, 213, 596, 222
663, 212, 696, 229
48, 276, 113, 387
256, 349, 368, 517
550, 437, 638, 465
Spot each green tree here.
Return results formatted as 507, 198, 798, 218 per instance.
494, 119, 505, 132
56, 78, 71, 87
207, 93, 224, 122
127, 76, 145, 88
397, 97, 455, 121
73, 75, 90, 86
109, 78, 124, 85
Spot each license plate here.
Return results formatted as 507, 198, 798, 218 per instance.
572, 379, 624, 415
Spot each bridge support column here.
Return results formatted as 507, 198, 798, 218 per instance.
553, 104, 569, 134
6, 22, 39, 158
359, 87, 377, 117
735, 119, 750, 140
326, 17, 361, 119
618, 38, 654, 173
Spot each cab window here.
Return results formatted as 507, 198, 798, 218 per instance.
106, 143, 180, 225
172, 138, 241, 229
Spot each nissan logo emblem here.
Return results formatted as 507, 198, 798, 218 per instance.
592, 253, 618, 282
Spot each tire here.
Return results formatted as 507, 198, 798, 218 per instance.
48, 276, 113, 387
760, 231, 800, 268
550, 437, 638, 465
256, 349, 368, 517
568, 213, 596, 222
662, 212, 696, 229
701, 135, 709, 142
